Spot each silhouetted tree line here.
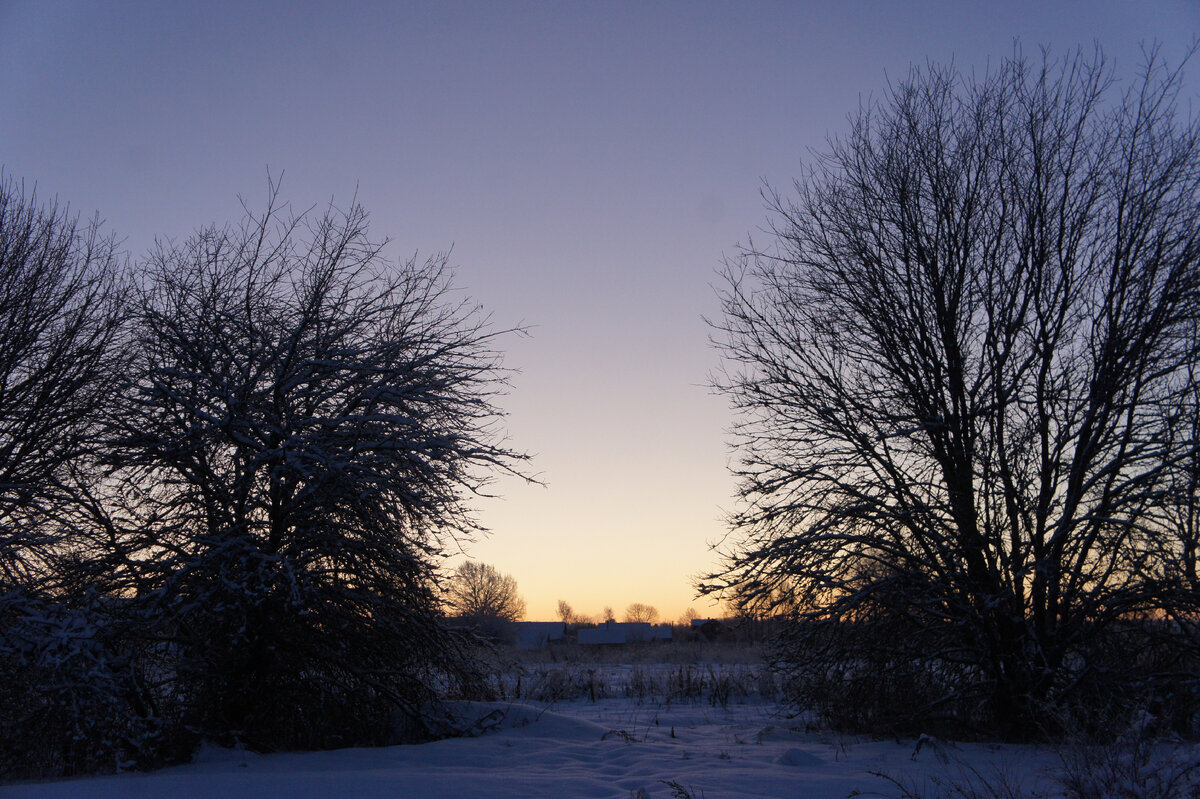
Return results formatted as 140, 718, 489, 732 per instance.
706, 46, 1200, 741
0, 176, 525, 779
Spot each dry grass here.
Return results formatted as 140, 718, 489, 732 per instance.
472, 640, 780, 707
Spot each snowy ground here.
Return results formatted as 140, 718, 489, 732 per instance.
7, 698, 1068, 799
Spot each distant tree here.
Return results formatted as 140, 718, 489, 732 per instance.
707, 47, 1200, 737
677, 607, 699, 627
556, 599, 579, 625
445, 562, 526, 624
623, 602, 659, 624
102, 181, 526, 749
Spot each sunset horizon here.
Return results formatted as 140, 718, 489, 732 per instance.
4, 0, 1196, 632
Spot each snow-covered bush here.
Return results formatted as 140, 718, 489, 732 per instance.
877, 720, 1200, 799
1043, 621, 1200, 742
765, 599, 998, 739
0, 591, 168, 780
1057, 719, 1200, 799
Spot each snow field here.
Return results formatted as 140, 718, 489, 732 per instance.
8, 657, 1199, 798
7, 696, 1067, 799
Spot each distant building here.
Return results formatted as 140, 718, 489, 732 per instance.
578, 620, 672, 645
514, 621, 566, 650
691, 618, 726, 641
578, 622, 627, 645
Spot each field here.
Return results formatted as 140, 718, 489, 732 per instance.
6, 642, 1197, 798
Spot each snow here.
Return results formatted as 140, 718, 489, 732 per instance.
6, 698, 1065, 799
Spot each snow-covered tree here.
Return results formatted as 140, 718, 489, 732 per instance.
0, 177, 147, 779
104, 182, 527, 749
707, 48, 1200, 737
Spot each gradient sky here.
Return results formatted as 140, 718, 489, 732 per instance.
2, 1, 1197, 622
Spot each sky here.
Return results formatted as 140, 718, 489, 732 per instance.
1, 1, 1197, 623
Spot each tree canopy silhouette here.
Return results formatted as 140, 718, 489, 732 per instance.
623, 602, 659, 624
444, 561, 526, 624
707, 47, 1200, 737
100, 182, 527, 749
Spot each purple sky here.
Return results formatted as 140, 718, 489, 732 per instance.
2, 1, 1197, 621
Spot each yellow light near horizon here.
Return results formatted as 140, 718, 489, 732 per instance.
458, 472, 728, 623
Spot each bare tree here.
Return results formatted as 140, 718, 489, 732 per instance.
707, 47, 1200, 737
623, 602, 659, 624
556, 599, 579, 625
0, 176, 125, 591
445, 561, 526, 623
103, 182, 527, 749
0, 175, 139, 778
1159, 323, 1200, 604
